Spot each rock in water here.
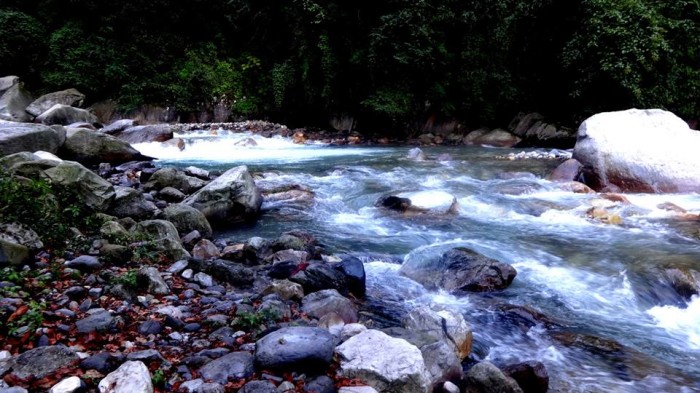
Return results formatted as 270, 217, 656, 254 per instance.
573, 109, 700, 192
465, 361, 523, 393
335, 329, 431, 393
98, 360, 153, 393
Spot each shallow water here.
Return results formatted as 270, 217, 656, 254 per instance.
135, 131, 700, 392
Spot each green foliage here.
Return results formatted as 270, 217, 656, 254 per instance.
113, 269, 138, 289
0, 10, 45, 83
151, 368, 166, 388
4, 300, 46, 336
233, 309, 280, 332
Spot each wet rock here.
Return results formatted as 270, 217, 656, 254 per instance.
573, 109, 700, 192
291, 262, 348, 294
665, 267, 700, 300
145, 168, 207, 194
335, 255, 366, 297
254, 326, 337, 373
548, 158, 583, 182
198, 352, 254, 385
501, 361, 549, 393
48, 376, 85, 393
403, 305, 473, 359
304, 376, 335, 393
336, 329, 431, 393
400, 247, 517, 292
138, 320, 163, 335
272, 230, 317, 254
110, 186, 158, 219
134, 220, 190, 260
185, 166, 210, 180
114, 124, 175, 144
557, 181, 594, 194
137, 267, 170, 295
100, 119, 136, 135
420, 340, 463, 386
586, 207, 622, 225
182, 165, 262, 227
192, 239, 221, 260
198, 259, 255, 287
76, 309, 116, 333
376, 195, 412, 212
98, 360, 153, 393
161, 204, 213, 239
0, 223, 42, 265
80, 352, 126, 374
239, 381, 277, 393
465, 361, 523, 393
301, 289, 358, 323
396, 190, 459, 215
407, 148, 427, 161
35, 104, 97, 126
8, 345, 79, 380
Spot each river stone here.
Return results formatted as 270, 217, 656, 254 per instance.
65, 255, 102, 271
198, 352, 254, 385
35, 104, 98, 126
185, 166, 210, 180
49, 376, 85, 393
335, 329, 431, 393
8, 345, 79, 380
193, 239, 221, 260
182, 165, 262, 227
420, 340, 463, 386
261, 279, 304, 301
400, 247, 517, 292
160, 204, 213, 239
76, 309, 116, 333
110, 186, 158, 219
335, 255, 366, 297
100, 119, 137, 135
134, 219, 190, 260
0, 239, 29, 265
60, 128, 149, 164
291, 262, 348, 294
98, 360, 153, 393
144, 168, 207, 194
573, 109, 700, 192
403, 305, 473, 360
137, 266, 170, 295
472, 129, 522, 147
0, 122, 65, 156
114, 124, 175, 144
501, 361, 549, 393
159, 186, 186, 202
396, 190, 458, 215
305, 376, 335, 393
465, 361, 523, 393
0, 80, 33, 122
44, 160, 116, 211
239, 381, 277, 393
26, 88, 85, 117
301, 289, 358, 323
549, 158, 583, 182
339, 388, 380, 393
199, 259, 254, 286
254, 326, 337, 372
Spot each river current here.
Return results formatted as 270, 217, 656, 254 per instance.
135, 130, 700, 392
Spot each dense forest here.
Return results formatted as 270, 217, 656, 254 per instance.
1, 0, 699, 133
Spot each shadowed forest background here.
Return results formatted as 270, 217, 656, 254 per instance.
1, 0, 699, 133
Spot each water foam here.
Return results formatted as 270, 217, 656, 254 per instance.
647, 295, 700, 349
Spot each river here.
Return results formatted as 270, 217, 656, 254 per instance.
135, 130, 700, 392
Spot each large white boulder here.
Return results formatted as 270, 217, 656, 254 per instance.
335, 329, 431, 393
98, 360, 153, 393
573, 109, 700, 192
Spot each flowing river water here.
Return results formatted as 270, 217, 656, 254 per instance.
135, 130, 700, 392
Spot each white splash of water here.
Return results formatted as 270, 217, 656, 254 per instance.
647, 295, 700, 349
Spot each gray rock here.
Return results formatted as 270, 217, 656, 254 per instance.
400, 247, 516, 292
138, 320, 164, 335
194, 272, 214, 287
8, 345, 79, 380
126, 349, 166, 363
145, 168, 207, 194
0, 223, 41, 265
161, 204, 213, 239
35, 104, 98, 125
471, 129, 521, 147
254, 326, 337, 372
338, 387, 379, 393
193, 239, 221, 260
48, 376, 85, 393
335, 255, 366, 297
0, 238, 29, 265
403, 306, 473, 360
80, 352, 125, 373
200, 259, 254, 286
291, 262, 347, 294
0, 122, 65, 156
340, 323, 368, 342
305, 376, 335, 393
301, 289, 358, 323
110, 186, 159, 219
61, 128, 149, 164
0, 79, 33, 122
239, 381, 277, 393
420, 341, 462, 386
548, 158, 583, 182
198, 352, 254, 385
335, 329, 431, 393
185, 166, 210, 180
26, 88, 85, 117
43, 161, 115, 211
465, 361, 523, 393
501, 361, 549, 393
98, 360, 153, 393
134, 220, 190, 260
65, 255, 102, 271
100, 119, 137, 135
114, 124, 175, 144
159, 186, 186, 202
137, 267, 170, 295
76, 309, 115, 333
168, 260, 189, 274
182, 165, 262, 227
261, 280, 304, 301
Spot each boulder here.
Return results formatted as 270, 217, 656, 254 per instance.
35, 104, 98, 125
420, 340, 463, 386
0, 223, 42, 265
239, 381, 277, 393
572, 109, 700, 192
192, 239, 221, 260
335, 255, 366, 297
198, 352, 254, 385
403, 306, 473, 360
0, 76, 20, 94
0, 79, 33, 122
400, 247, 517, 292
43, 161, 116, 211
134, 220, 190, 260
548, 158, 583, 182
335, 329, 431, 393
198, 259, 254, 286
158, 186, 186, 202
144, 168, 207, 194
137, 266, 170, 295
301, 289, 358, 323
465, 361, 523, 393
501, 361, 549, 393
0, 239, 29, 265
261, 280, 304, 301
0, 123, 65, 156
61, 128, 150, 164
472, 129, 522, 147
160, 204, 213, 239
8, 345, 80, 380
510, 112, 575, 148
254, 326, 337, 372
100, 119, 137, 135
291, 262, 348, 294
98, 360, 153, 393
463, 128, 489, 145
182, 165, 262, 227
109, 187, 158, 219
114, 124, 175, 144
65, 255, 102, 271
76, 309, 116, 333
25, 88, 85, 117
